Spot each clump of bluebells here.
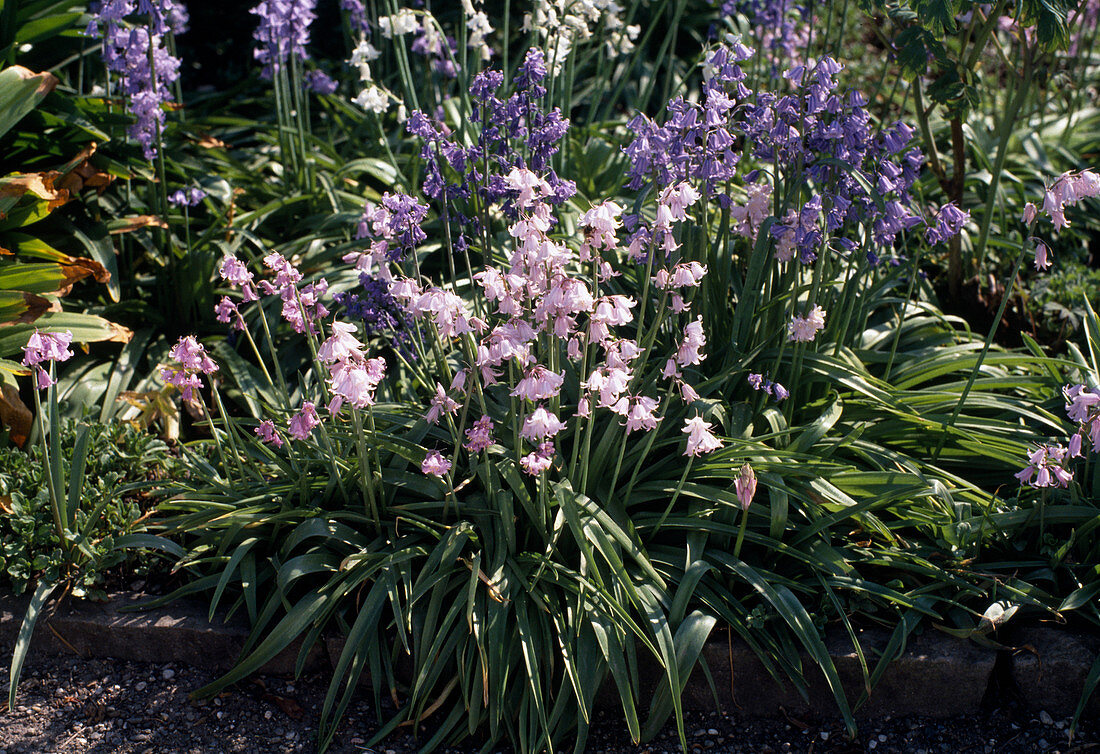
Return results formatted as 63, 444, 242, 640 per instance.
85, 0, 188, 159
623, 40, 959, 347
162, 47, 740, 514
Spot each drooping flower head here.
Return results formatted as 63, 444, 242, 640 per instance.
682, 416, 723, 457
21, 330, 74, 388
422, 449, 452, 477
288, 401, 321, 441
161, 335, 217, 402
788, 305, 826, 343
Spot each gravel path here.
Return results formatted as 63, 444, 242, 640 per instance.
0, 650, 1095, 753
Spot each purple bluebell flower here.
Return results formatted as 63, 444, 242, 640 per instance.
168, 187, 206, 207
251, 0, 317, 78
925, 203, 970, 245
340, 0, 370, 33
304, 69, 337, 94
334, 274, 413, 352
87, 1, 186, 160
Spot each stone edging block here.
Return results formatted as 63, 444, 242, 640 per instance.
0, 592, 325, 676
5, 592, 1096, 720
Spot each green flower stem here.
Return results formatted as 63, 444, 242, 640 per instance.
733, 503, 750, 559
648, 455, 693, 543
883, 248, 923, 382
931, 240, 1029, 463
209, 384, 248, 481
971, 43, 1034, 276
195, 392, 231, 478
254, 301, 293, 410
352, 408, 380, 533
621, 385, 676, 505
31, 379, 69, 557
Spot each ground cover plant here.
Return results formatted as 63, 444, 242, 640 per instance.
3, 0, 1100, 752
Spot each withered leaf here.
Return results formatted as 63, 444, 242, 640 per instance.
0, 382, 33, 448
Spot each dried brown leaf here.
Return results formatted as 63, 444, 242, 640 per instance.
0, 382, 32, 448
108, 215, 168, 234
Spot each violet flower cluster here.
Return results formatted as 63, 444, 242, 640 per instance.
250, 0, 317, 79
720, 0, 808, 68
407, 49, 574, 217
86, 0, 186, 159
161, 336, 218, 403
21, 331, 74, 389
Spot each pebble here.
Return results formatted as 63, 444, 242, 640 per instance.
706, 728, 718, 735
134, 682, 147, 692
1038, 738, 1049, 750
162, 668, 176, 680
820, 731, 829, 741
1040, 710, 1054, 725
869, 741, 877, 750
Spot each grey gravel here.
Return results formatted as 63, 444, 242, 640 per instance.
1, 648, 1098, 753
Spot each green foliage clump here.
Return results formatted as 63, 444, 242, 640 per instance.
0, 419, 175, 597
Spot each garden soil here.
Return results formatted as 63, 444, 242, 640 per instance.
0, 650, 1095, 754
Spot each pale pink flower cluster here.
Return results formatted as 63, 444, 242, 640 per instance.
21, 330, 74, 389
1016, 384, 1100, 489
464, 415, 495, 452
255, 419, 283, 448
682, 416, 722, 457
288, 402, 321, 441
1064, 384, 1100, 456
259, 252, 329, 335
1040, 170, 1100, 230
1015, 444, 1074, 488
788, 305, 826, 343
421, 449, 452, 477
161, 335, 218, 402
625, 182, 702, 262
318, 321, 387, 413
730, 182, 773, 241
216, 255, 259, 331
375, 167, 709, 476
